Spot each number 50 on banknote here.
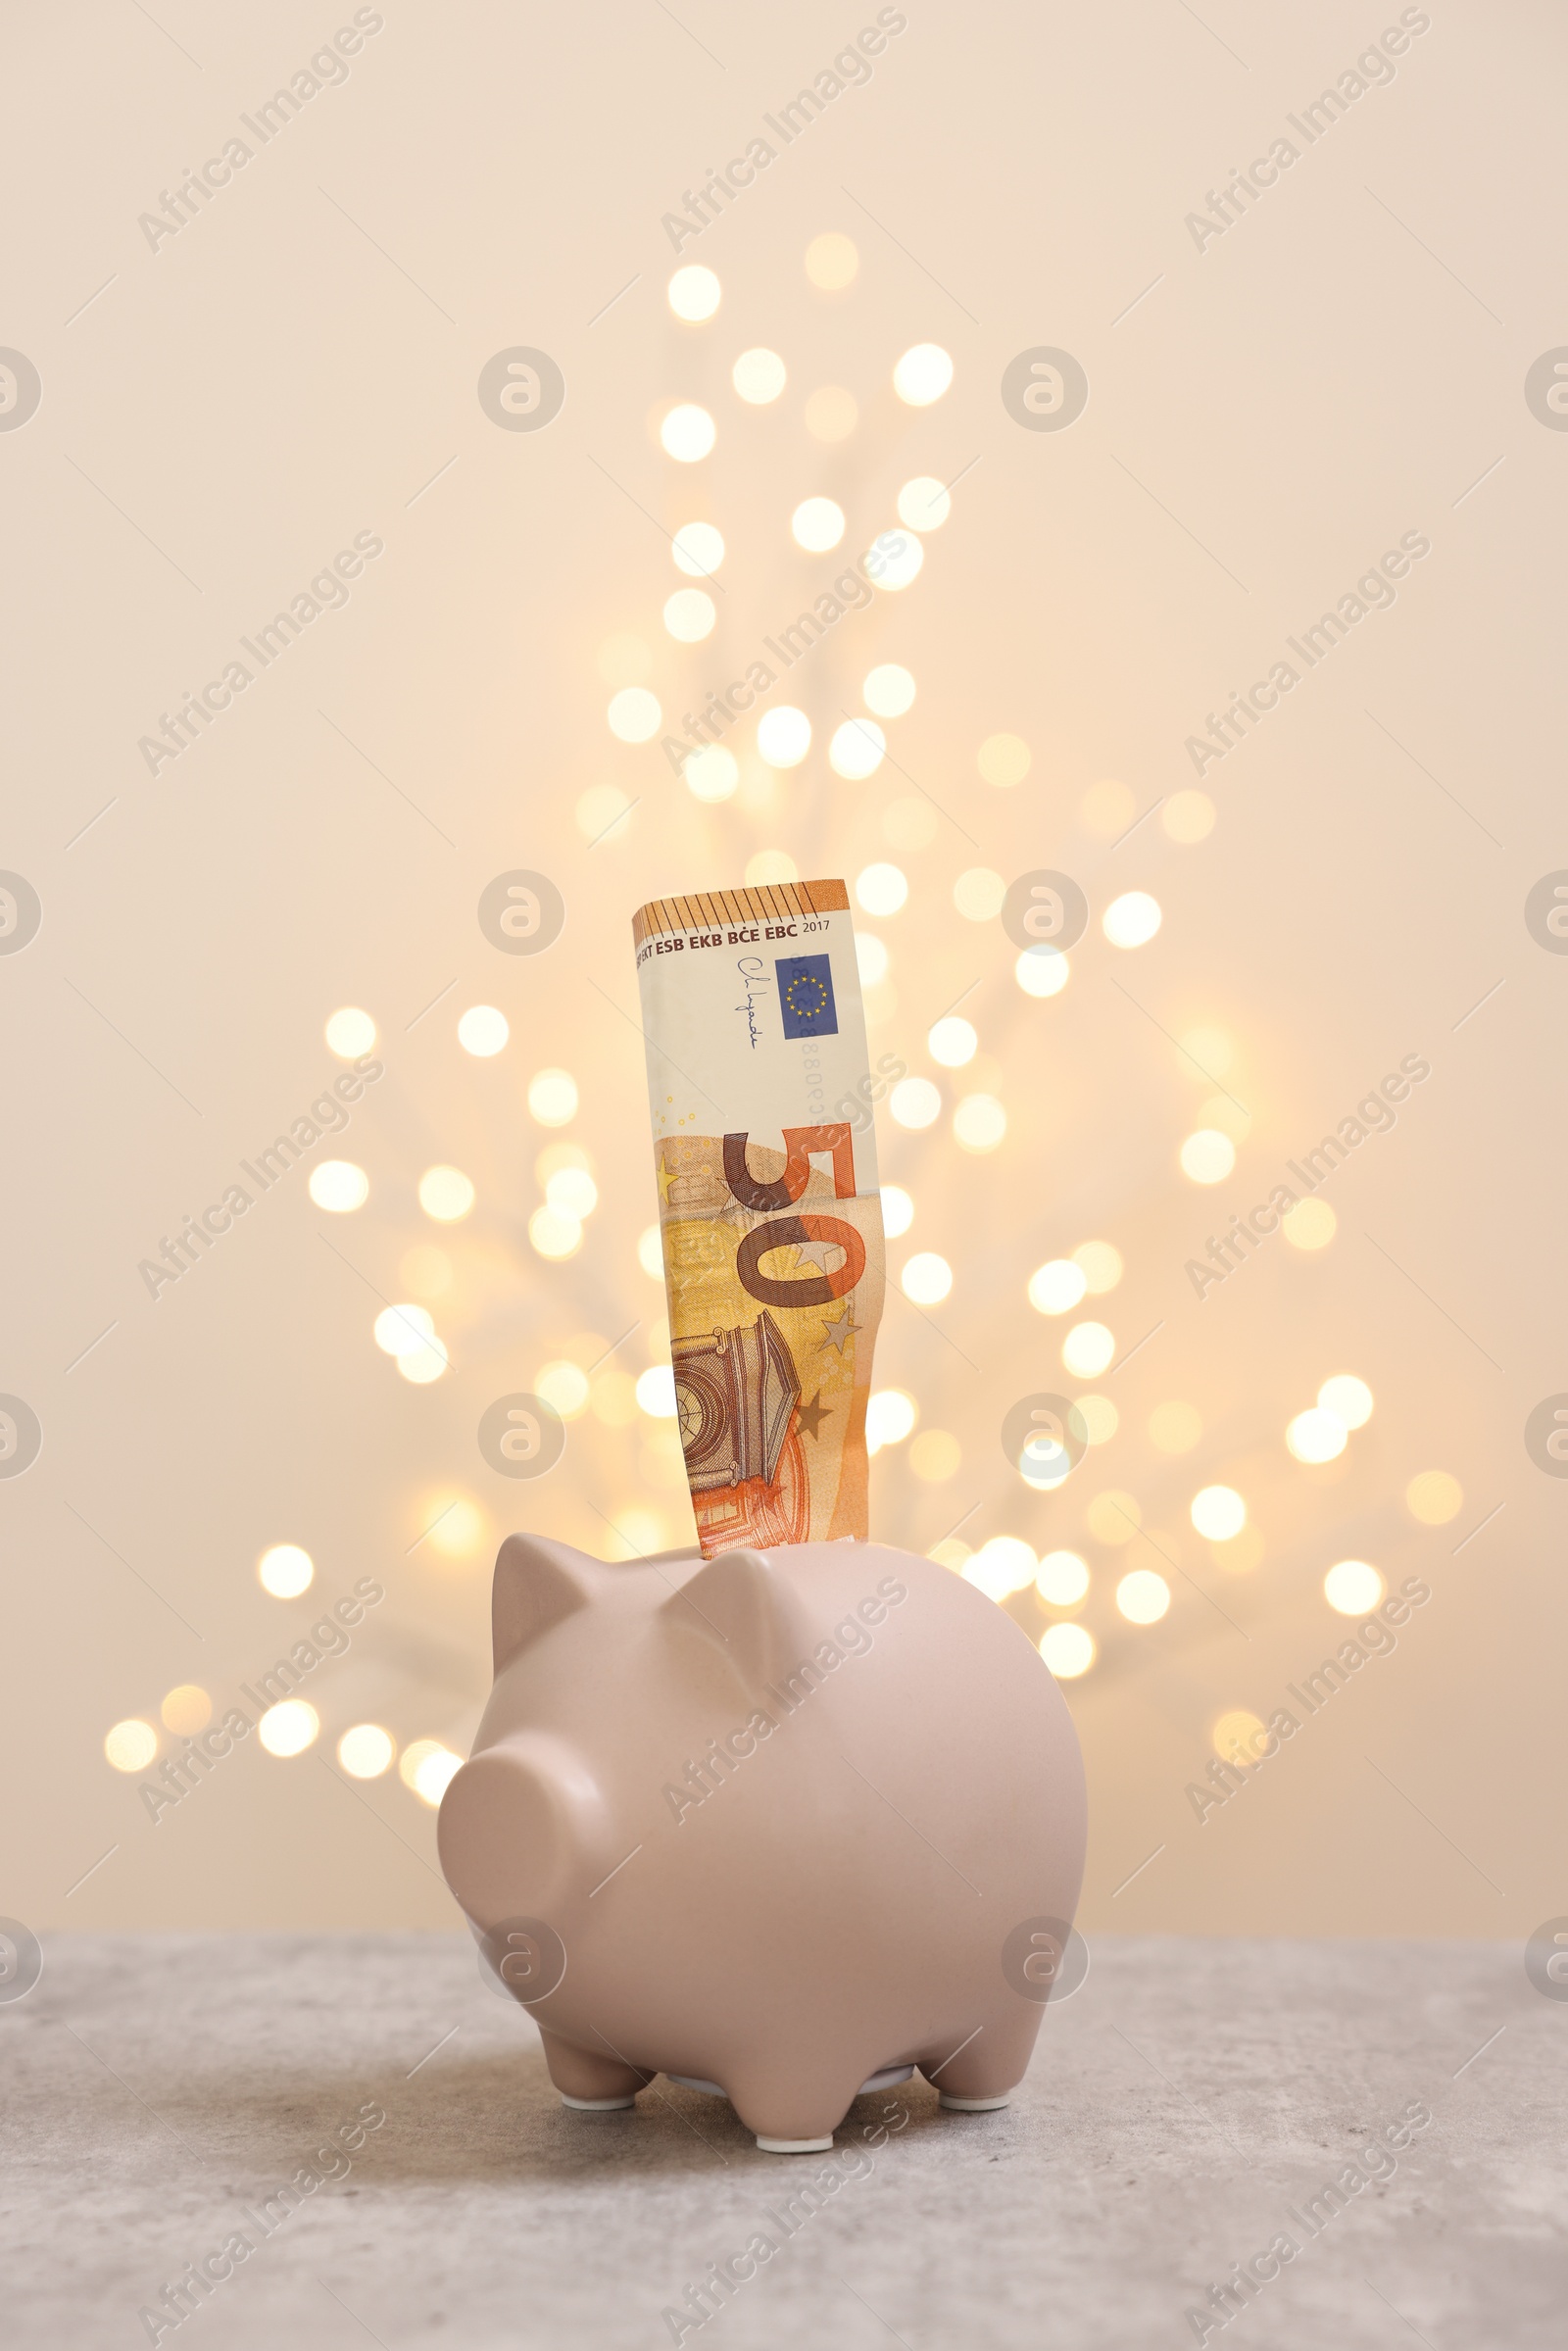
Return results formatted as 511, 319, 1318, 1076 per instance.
633, 880, 895, 1556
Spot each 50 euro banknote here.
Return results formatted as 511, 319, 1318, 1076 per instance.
632, 879, 892, 1556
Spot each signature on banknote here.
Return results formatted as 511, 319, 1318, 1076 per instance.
733, 954, 772, 1050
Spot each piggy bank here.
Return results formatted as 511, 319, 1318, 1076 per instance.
437, 1534, 1087, 2152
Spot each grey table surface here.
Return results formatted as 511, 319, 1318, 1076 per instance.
3, 1934, 1562, 2350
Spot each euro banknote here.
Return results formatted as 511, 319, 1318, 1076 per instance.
632, 879, 887, 1556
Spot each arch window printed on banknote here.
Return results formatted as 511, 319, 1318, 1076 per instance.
632, 881, 887, 1555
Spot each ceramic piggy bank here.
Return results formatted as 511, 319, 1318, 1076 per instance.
438, 1533, 1087, 2152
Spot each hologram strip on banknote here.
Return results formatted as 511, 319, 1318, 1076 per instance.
633, 880, 887, 1556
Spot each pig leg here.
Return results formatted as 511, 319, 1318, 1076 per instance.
538, 2027, 652, 2111
918, 2013, 1041, 2111
722, 2059, 867, 2154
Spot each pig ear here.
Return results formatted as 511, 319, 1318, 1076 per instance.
437, 1730, 610, 1931
492, 1536, 600, 1677
660, 1547, 805, 1693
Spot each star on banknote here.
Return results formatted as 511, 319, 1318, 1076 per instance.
820, 1303, 858, 1354
795, 1391, 830, 1440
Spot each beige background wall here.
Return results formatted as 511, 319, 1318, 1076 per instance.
3, 0, 1563, 1941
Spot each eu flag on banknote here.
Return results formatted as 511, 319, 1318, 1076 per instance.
776, 955, 837, 1039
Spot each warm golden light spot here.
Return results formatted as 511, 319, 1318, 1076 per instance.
528, 1068, 578, 1126
1073, 1240, 1122, 1294
528, 1206, 581, 1260
324, 1006, 375, 1058
805, 231, 858, 289
1028, 1260, 1086, 1315
338, 1725, 395, 1779
792, 496, 846, 553
1319, 1375, 1373, 1429
1282, 1198, 1336, 1249
591, 1369, 641, 1427
458, 1005, 509, 1056
536, 1360, 591, 1418
1087, 1490, 1141, 1544
1079, 779, 1136, 838
878, 1182, 912, 1237
745, 850, 799, 886
1036, 1550, 1090, 1606
575, 784, 635, 842
663, 587, 716, 641
733, 348, 786, 404
928, 1016, 976, 1067
964, 1537, 1036, 1601
1211, 1709, 1267, 1765
977, 733, 1030, 788
259, 1700, 318, 1758
1039, 1622, 1095, 1678
1102, 891, 1162, 949
667, 264, 720, 320
909, 1428, 960, 1481
893, 343, 953, 404
418, 1166, 474, 1222
1150, 1400, 1202, 1454
1180, 1129, 1235, 1185
105, 1718, 158, 1772
1325, 1559, 1385, 1615
546, 1166, 598, 1219
1076, 1395, 1118, 1445
1286, 1408, 1348, 1464
1116, 1569, 1170, 1624
611, 1507, 668, 1558
889, 1078, 941, 1130
259, 1543, 314, 1597
1062, 1322, 1114, 1378
161, 1685, 211, 1736
830, 719, 885, 779
636, 1366, 678, 1419
660, 403, 715, 462
757, 707, 811, 767
1016, 947, 1069, 997
954, 867, 1005, 920
607, 687, 662, 742
901, 1250, 952, 1304
374, 1303, 433, 1358
671, 522, 724, 577
1180, 1024, 1234, 1075
1163, 789, 1216, 843
1191, 1485, 1246, 1541
1406, 1471, 1462, 1525
863, 663, 915, 717
425, 1497, 487, 1558
685, 746, 739, 803
401, 1739, 462, 1806
865, 531, 923, 589
857, 934, 891, 987
309, 1160, 368, 1213
897, 475, 951, 531
865, 1389, 917, 1454
954, 1094, 1005, 1153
